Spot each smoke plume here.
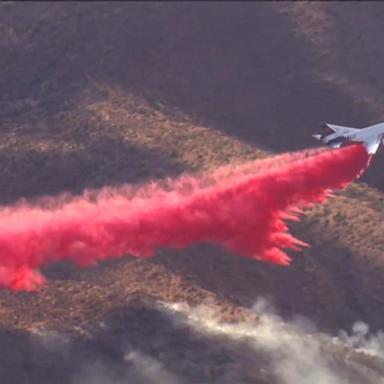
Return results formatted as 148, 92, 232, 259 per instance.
161, 298, 384, 384
339, 321, 384, 359
0, 144, 370, 291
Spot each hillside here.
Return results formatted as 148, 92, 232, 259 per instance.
0, 2, 384, 383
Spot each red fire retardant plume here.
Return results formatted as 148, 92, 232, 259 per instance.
0, 144, 370, 291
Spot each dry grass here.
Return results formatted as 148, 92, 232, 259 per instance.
1, 2, 384, 382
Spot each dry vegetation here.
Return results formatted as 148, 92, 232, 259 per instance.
0, 2, 384, 383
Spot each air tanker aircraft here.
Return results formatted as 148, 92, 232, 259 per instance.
312, 122, 384, 154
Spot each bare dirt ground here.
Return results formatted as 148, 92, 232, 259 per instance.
1, 2, 384, 383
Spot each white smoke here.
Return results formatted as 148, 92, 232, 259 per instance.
19, 298, 384, 384
160, 298, 384, 384
123, 351, 182, 384
338, 321, 384, 359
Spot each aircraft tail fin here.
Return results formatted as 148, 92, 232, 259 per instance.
362, 138, 381, 154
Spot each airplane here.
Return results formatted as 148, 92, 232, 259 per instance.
312, 122, 384, 154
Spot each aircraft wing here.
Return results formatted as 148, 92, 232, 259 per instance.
322, 124, 359, 136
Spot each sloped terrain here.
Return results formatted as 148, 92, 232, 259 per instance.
1, 2, 384, 383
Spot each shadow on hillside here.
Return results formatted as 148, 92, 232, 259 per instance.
0, 2, 375, 149
0, 299, 270, 384
3, 2, 384, 190
0, 137, 185, 205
